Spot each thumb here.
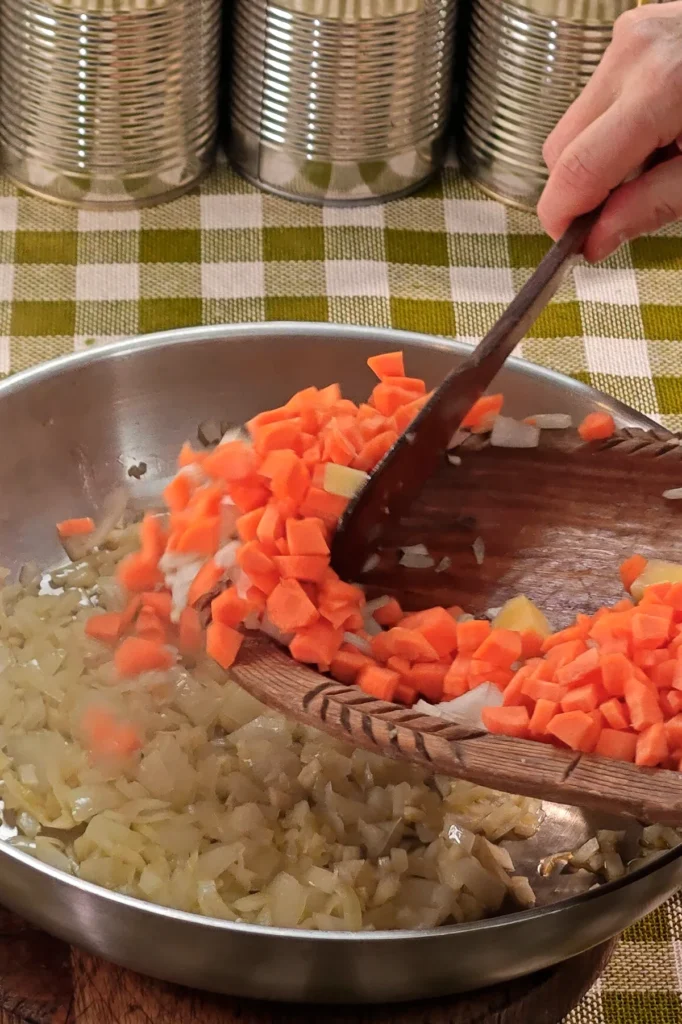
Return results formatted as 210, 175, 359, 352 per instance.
584, 154, 682, 263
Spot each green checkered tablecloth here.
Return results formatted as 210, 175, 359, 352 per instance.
2, 159, 682, 1021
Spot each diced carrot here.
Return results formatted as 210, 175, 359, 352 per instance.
187, 559, 224, 607
120, 595, 142, 631
636, 723, 669, 767
267, 578, 319, 632
236, 507, 266, 543
175, 516, 221, 557
85, 612, 124, 646
660, 691, 682, 718
381, 376, 426, 396
373, 598, 403, 627
260, 449, 310, 506
473, 628, 523, 669
114, 636, 173, 678
330, 648, 375, 684
203, 440, 257, 483
117, 553, 164, 593
395, 683, 418, 705
211, 587, 247, 628
555, 648, 601, 688
163, 474, 192, 513
178, 441, 206, 468
246, 404, 295, 436
367, 351, 405, 381
502, 664, 536, 709
521, 677, 565, 703
560, 682, 601, 714
135, 607, 167, 644
650, 659, 677, 689
229, 480, 271, 513
600, 698, 630, 730
141, 591, 172, 621
319, 576, 364, 608
371, 382, 420, 417
456, 619, 491, 655
178, 606, 203, 655
386, 655, 411, 677
520, 630, 544, 659
255, 504, 284, 553
356, 664, 400, 701
631, 610, 671, 651
251, 418, 303, 456
481, 705, 529, 738
665, 714, 682, 749
57, 517, 95, 538
353, 431, 399, 473
619, 553, 648, 594
672, 661, 682, 694
344, 611, 365, 632
188, 483, 224, 519
381, 626, 439, 663
529, 699, 558, 737
290, 620, 343, 671
546, 710, 598, 752
406, 662, 447, 702
394, 395, 429, 433
413, 606, 459, 658
321, 423, 357, 466
600, 652, 635, 697
285, 517, 329, 557
543, 639, 588, 675
298, 487, 348, 528
624, 678, 663, 731
274, 555, 329, 583
467, 660, 513, 690
541, 625, 587, 652
595, 729, 637, 762
206, 621, 244, 669
461, 394, 503, 431
237, 541, 280, 594
82, 707, 142, 760
578, 411, 616, 442
443, 655, 472, 697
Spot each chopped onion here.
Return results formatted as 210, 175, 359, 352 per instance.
361, 613, 382, 636
362, 553, 380, 574
399, 543, 435, 569
490, 416, 540, 449
435, 556, 451, 574
219, 425, 248, 446
197, 418, 223, 447
61, 487, 129, 561
214, 540, 240, 571
448, 429, 467, 450
472, 537, 485, 565
260, 611, 293, 645
179, 464, 206, 486
447, 454, 462, 467
343, 632, 372, 655
235, 569, 252, 599
413, 683, 503, 731
484, 606, 502, 620
527, 413, 572, 430
364, 596, 391, 615
663, 488, 682, 500
220, 498, 239, 543
243, 612, 261, 630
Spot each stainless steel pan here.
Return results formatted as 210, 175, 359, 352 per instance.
0, 323, 679, 1003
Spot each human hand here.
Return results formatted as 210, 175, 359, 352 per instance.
537, 1, 682, 262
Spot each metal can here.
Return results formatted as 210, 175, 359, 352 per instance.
0, 0, 222, 208
458, 0, 637, 209
227, 0, 458, 204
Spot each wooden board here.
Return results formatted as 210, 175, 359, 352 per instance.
0, 906, 614, 1024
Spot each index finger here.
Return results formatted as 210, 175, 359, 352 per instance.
537, 96, 667, 239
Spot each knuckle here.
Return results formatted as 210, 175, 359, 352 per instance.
650, 199, 681, 233
555, 148, 602, 195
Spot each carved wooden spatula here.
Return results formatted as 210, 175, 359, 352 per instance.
227, 210, 682, 826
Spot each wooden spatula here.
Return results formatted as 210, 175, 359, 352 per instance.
227, 211, 682, 826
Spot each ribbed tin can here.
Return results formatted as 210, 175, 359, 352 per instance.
0, 0, 222, 208
227, 0, 458, 204
459, 0, 638, 209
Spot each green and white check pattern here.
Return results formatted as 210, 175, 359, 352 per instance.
2, 159, 682, 1020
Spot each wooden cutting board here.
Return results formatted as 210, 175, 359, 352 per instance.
0, 906, 614, 1024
